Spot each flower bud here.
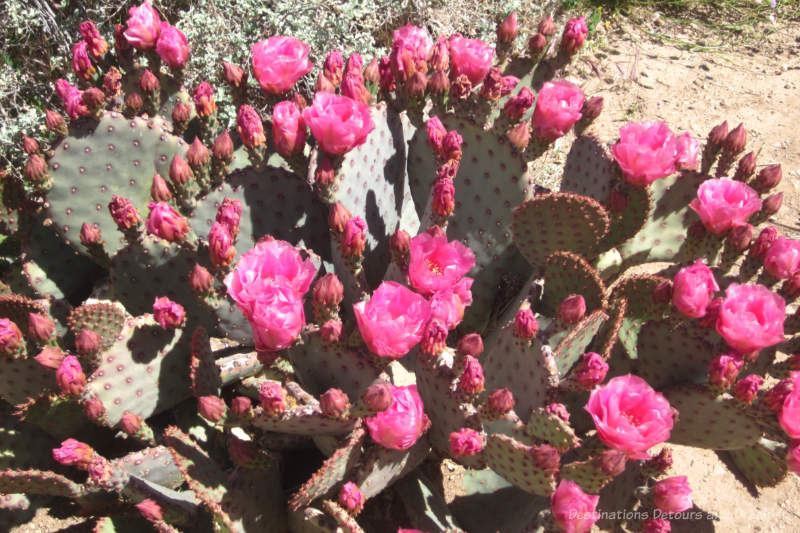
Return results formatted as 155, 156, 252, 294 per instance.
529, 444, 560, 473
507, 120, 531, 151
389, 229, 411, 264
405, 71, 428, 100
114, 23, 131, 52
430, 37, 449, 71
208, 223, 236, 267
320, 388, 350, 418
449, 74, 472, 100
80, 21, 108, 57
80, 223, 103, 247
320, 319, 342, 344
538, 15, 556, 36
345, 52, 363, 79
187, 137, 210, 168
421, 319, 448, 357
733, 151, 756, 181
487, 387, 515, 414
169, 154, 193, 186
652, 280, 673, 304
189, 263, 214, 294
763, 192, 783, 215
236, 105, 265, 147
152, 296, 185, 329
198, 395, 227, 422
338, 482, 364, 515
45, 110, 67, 135
146, 202, 189, 242
503, 87, 535, 121
449, 427, 485, 457
136, 499, 163, 522
364, 58, 380, 86
139, 69, 160, 93
723, 123, 747, 154
103, 67, 122, 97
313, 155, 336, 188
528, 33, 547, 55
750, 226, 778, 260
75, 328, 102, 356
52, 438, 94, 468
582, 95, 604, 120
231, 396, 252, 417
513, 308, 538, 339
457, 333, 483, 357
328, 203, 352, 234
597, 449, 627, 477
313, 273, 344, 309
558, 294, 586, 324
215, 197, 242, 237
83, 396, 106, 421
34, 347, 64, 369
782, 272, 800, 300
119, 411, 143, 435
500, 76, 519, 96
150, 173, 172, 202
458, 356, 485, 394
341, 216, 367, 257
193, 82, 216, 117
757, 164, 782, 191
573, 352, 608, 389
441, 131, 463, 161
432, 178, 455, 217
480, 67, 503, 101
734, 374, 764, 404
362, 382, 392, 412
428, 70, 450, 96
222, 62, 247, 88
643, 518, 671, 533
172, 101, 191, 128
125, 91, 143, 113
57, 355, 86, 396
24, 154, 47, 184
259, 381, 288, 415
315, 73, 336, 93
707, 121, 728, 149
708, 353, 743, 389
497, 12, 519, 44
228, 437, 258, 466
764, 378, 793, 412
546, 402, 570, 423
28, 313, 54, 342
652, 476, 693, 514
323, 50, 344, 86
212, 130, 234, 161
560, 17, 588, 54
726, 222, 753, 252
23, 136, 39, 155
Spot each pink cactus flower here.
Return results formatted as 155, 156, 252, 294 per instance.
259, 381, 288, 415
152, 297, 185, 329
734, 374, 764, 404
56, 79, 89, 120
708, 353, 743, 389
426, 116, 447, 154
652, 476, 693, 514
675, 132, 700, 170
787, 441, 800, 474
145, 202, 189, 242
573, 352, 609, 389
532, 80, 585, 142
716, 283, 785, 355
560, 17, 589, 54
272, 101, 307, 158
79, 21, 108, 57
612, 120, 678, 186
503, 86, 535, 121
779, 372, 800, 439
0, 318, 23, 357
247, 281, 305, 352
365, 385, 428, 450
338, 482, 364, 514
52, 439, 95, 468
689, 178, 762, 235
156, 23, 190, 69
550, 479, 600, 533
56, 355, 86, 396
764, 237, 800, 280
449, 427, 485, 457
302, 92, 374, 156
236, 104, 266, 148
72, 42, 95, 80
224, 239, 316, 316
585, 374, 674, 459
391, 24, 433, 77
671, 259, 719, 318
124, 1, 161, 50
429, 278, 473, 330
447, 35, 495, 85
251, 36, 313, 94
354, 281, 431, 359
408, 231, 475, 295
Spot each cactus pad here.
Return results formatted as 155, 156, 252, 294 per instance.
0, 469, 87, 498
0, 293, 45, 333
561, 459, 615, 494
525, 407, 580, 451
548, 310, 608, 377
540, 251, 606, 316
599, 184, 652, 252
484, 434, 557, 496
631, 319, 714, 389
189, 327, 221, 397
355, 439, 430, 499
251, 405, 358, 436
611, 274, 670, 360
109, 446, 184, 492
728, 438, 788, 488
67, 300, 128, 351
560, 134, 616, 202
0, 358, 55, 404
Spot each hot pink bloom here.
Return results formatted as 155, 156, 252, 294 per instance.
224, 239, 316, 316
124, 1, 161, 50
787, 441, 800, 474
215, 198, 242, 237
53, 439, 94, 468
365, 385, 428, 450
550, 479, 600, 533
251, 36, 313, 94
390, 24, 433, 77
764, 237, 800, 280
353, 281, 431, 359
447, 35, 495, 85
585, 374, 674, 459
779, 372, 800, 439
56, 79, 88, 120
72, 42, 95, 80
341, 216, 367, 257
79, 21, 108, 57
237, 105, 266, 147
671, 259, 719, 318
612, 121, 678, 186
708, 353, 743, 389
652, 476, 693, 514
560, 17, 589, 54
716, 283, 785, 355
302, 92, 374, 156
247, 281, 305, 352
429, 278, 473, 330
156, 23, 190, 69
56, 355, 86, 396
338, 482, 365, 514
449, 427, 485, 457
272, 101, 307, 157
408, 232, 475, 295
689, 178, 762, 236
675, 132, 700, 170
532, 80, 585, 142
145, 202, 189, 242
426, 116, 446, 154
573, 352, 609, 389
152, 297, 185, 329
0, 318, 23, 357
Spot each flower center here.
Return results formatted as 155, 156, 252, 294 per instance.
425, 257, 444, 275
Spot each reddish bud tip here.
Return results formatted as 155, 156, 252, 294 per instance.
212, 130, 234, 161
497, 12, 519, 44
80, 223, 103, 247
757, 164, 782, 191
320, 319, 343, 344
513, 308, 538, 339
733, 151, 756, 181
125, 92, 143, 112
487, 387, 515, 414
150, 173, 172, 202
726, 223, 753, 252
582, 95, 604, 120
507, 121, 531, 151
172, 101, 191, 124
28, 313, 54, 342
139, 69, 160, 93
652, 280, 673, 304
230, 396, 253, 417
538, 15, 556, 36
198, 395, 227, 422
328, 202, 352, 234
320, 388, 350, 418
222, 62, 247, 88
119, 411, 143, 435
136, 499, 164, 522
24, 154, 47, 184
558, 294, 586, 324
528, 33, 547, 54
707, 121, 728, 148
75, 328, 102, 356
723, 123, 747, 154
457, 333, 484, 357
186, 137, 211, 168
23, 136, 39, 155
34, 346, 64, 370
763, 192, 783, 215
458, 355, 485, 394
313, 273, 344, 309
362, 382, 392, 412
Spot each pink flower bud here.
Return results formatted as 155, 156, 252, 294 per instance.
23, 154, 47, 184
320, 388, 350, 418
734, 374, 764, 404
449, 427, 485, 457
252, 36, 313, 94
561, 17, 589, 53
497, 12, 519, 44
172, 101, 191, 125
34, 347, 64, 370
530, 444, 561, 473
428, 70, 450, 96
365, 385, 428, 450
72, 42, 95, 80
573, 352, 608, 389
80, 21, 108, 57
156, 23, 190, 69
430, 37, 449, 71
328, 203, 352, 234
779, 372, 800, 439
53, 438, 94, 468
378, 56, 395, 92
405, 71, 428, 100
708, 121, 729, 148
213, 130, 234, 161
315, 73, 336, 93
652, 476, 693, 514
364, 58, 380, 85
733, 151, 757, 181
193, 81, 216, 117
259, 381, 288, 415
323, 50, 344, 86
344, 53, 364, 80
150, 173, 172, 203
362, 382, 392, 412
457, 333, 483, 357
319, 319, 342, 344
198, 395, 227, 422
152, 297, 185, 329
716, 283, 785, 355
480, 67, 503, 101
186, 137, 210, 168
675, 132, 700, 170
528, 33, 547, 54
208, 223, 236, 267
506, 121, 531, 151
708, 353, 743, 388
79, 223, 103, 248
689, 178, 761, 235
231, 396, 252, 417
214, 198, 242, 239
431, 178, 455, 217
108, 196, 142, 231
597, 449, 627, 477
313, 273, 344, 309
582, 95, 604, 120
146, 202, 189, 242
539, 15, 556, 36
124, 2, 161, 50
138, 69, 160, 93
671, 260, 719, 318
101, 67, 122, 97
757, 164, 782, 191
544, 403, 569, 423
45, 110, 66, 134
272, 101, 307, 157
187, 264, 213, 295
458, 355, 485, 394
612, 120, 677, 186
302, 92, 374, 156
724, 123, 747, 154
136, 498, 163, 522
57, 355, 86, 396
533, 80, 585, 142
120, 412, 143, 435
125, 91, 143, 113
558, 294, 586, 324
426, 116, 446, 154
726, 223, 753, 253
551, 479, 600, 533
75, 329, 101, 356
417, 319, 445, 357
338, 482, 364, 514
763, 192, 783, 215
487, 388, 515, 415
341, 216, 367, 257
513, 308, 538, 339
222, 62, 247, 88
448, 35, 494, 85
440, 131, 463, 162
23, 135, 39, 155
169, 154, 193, 186
84, 396, 106, 421
503, 87, 535, 121
643, 518, 672, 533
750, 226, 778, 260
27, 313, 54, 343
765, 377, 793, 413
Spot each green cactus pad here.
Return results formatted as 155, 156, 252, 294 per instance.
189, 327, 221, 397
0, 358, 55, 405
484, 434, 557, 496
395, 473, 461, 533
549, 310, 608, 377
0, 178, 24, 234
289, 427, 366, 511
631, 319, 714, 389
0, 493, 28, 511
664, 384, 762, 449
0, 293, 46, 333
525, 408, 580, 451
561, 459, 615, 494
109, 446, 184, 492
321, 500, 365, 533
0, 469, 86, 498
217, 467, 287, 533
483, 318, 558, 422
355, 438, 430, 499
14, 395, 97, 441
82, 314, 190, 425
512, 192, 610, 271
482, 411, 533, 446
599, 184, 652, 252
727, 438, 788, 488
539, 251, 606, 317
560, 134, 617, 202
0, 407, 59, 470
407, 114, 534, 332
251, 405, 358, 436
67, 300, 128, 351
164, 425, 227, 502
46, 112, 187, 258
612, 274, 670, 359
